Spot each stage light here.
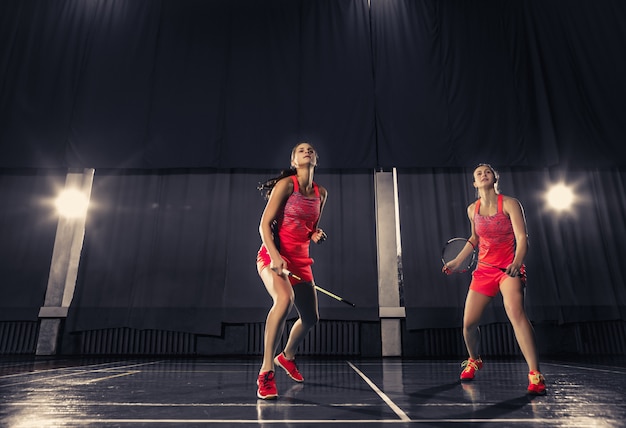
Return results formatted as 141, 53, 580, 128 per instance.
545, 183, 575, 212
55, 188, 89, 218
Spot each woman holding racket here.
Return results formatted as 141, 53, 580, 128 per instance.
255, 142, 327, 400
443, 163, 546, 395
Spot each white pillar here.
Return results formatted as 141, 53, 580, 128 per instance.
375, 170, 405, 357
36, 168, 94, 355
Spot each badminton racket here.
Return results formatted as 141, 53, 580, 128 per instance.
284, 270, 356, 307
442, 237, 522, 277
441, 238, 476, 274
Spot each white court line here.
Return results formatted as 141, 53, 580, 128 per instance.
6, 418, 607, 425
544, 362, 626, 375
0, 360, 161, 387
5, 402, 372, 407
346, 360, 411, 422
6, 400, 618, 409
79, 370, 141, 384
0, 360, 163, 379
0, 361, 124, 380
359, 359, 626, 376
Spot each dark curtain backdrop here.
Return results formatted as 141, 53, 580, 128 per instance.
66, 168, 378, 335
1, 0, 625, 170
1, 0, 626, 335
398, 167, 626, 329
0, 0, 377, 170
1, 167, 625, 334
0, 169, 65, 320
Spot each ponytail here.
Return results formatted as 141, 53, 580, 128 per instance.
257, 169, 297, 200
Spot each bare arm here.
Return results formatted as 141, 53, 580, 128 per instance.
504, 196, 528, 276
466, 202, 479, 250
258, 177, 293, 275
443, 202, 478, 273
310, 186, 328, 244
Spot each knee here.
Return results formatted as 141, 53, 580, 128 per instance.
273, 294, 294, 314
463, 316, 480, 332
463, 324, 479, 337
301, 311, 319, 329
504, 304, 526, 323
311, 312, 320, 326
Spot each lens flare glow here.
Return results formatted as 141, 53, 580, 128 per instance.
545, 183, 575, 211
55, 189, 89, 218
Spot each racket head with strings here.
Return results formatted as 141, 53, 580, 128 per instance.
442, 238, 477, 274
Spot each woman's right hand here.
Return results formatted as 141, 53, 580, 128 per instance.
270, 255, 288, 277
442, 258, 459, 275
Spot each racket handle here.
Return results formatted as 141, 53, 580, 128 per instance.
315, 285, 356, 307
478, 261, 522, 277
284, 270, 355, 307
283, 270, 302, 281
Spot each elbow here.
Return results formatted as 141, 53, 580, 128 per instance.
518, 235, 528, 247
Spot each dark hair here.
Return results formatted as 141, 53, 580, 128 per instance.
257, 168, 297, 200
257, 142, 318, 200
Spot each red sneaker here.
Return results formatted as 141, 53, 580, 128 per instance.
274, 352, 304, 382
527, 370, 547, 395
257, 371, 278, 400
460, 357, 483, 381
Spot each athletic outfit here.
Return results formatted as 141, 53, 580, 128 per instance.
462, 194, 544, 395
257, 175, 321, 285
256, 174, 321, 399
469, 194, 526, 297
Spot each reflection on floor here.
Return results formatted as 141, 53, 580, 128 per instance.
1, 355, 625, 427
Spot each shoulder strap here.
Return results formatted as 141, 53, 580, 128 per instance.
474, 198, 481, 215
497, 194, 503, 212
290, 175, 320, 197
290, 175, 299, 193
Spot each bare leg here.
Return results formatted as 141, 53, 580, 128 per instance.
282, 282, 319, 359
463, 290, 492, 359
259, 267, 294, 373
500, 278, 540, 372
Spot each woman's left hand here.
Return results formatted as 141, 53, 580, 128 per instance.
505, 263, 521, 277
311, 228, 327, 244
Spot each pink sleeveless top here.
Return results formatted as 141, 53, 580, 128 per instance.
473, 194, 515, 269
275, 175, 321, 266
257, 175, 321, 283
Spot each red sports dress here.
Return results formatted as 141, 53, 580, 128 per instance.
257, 175, 321, 285
469, 194, 526, 297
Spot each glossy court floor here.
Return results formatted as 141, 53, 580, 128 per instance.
1, 356, 625, 427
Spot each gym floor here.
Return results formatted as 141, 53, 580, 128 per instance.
1, 355, 624, 427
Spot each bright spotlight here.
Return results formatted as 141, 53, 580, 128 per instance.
545, 183, 575, 211
55, 189, 89, 218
